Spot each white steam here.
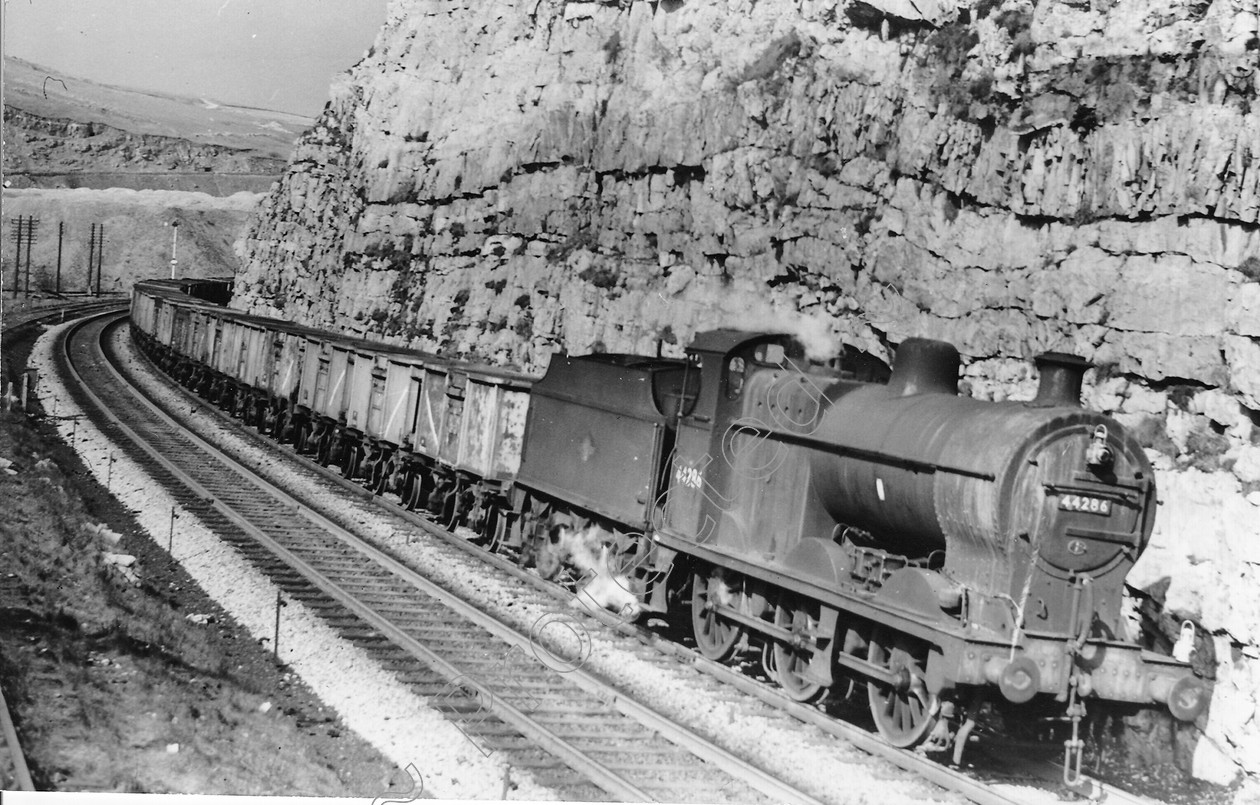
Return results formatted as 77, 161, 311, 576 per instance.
640, 268, 842, 362
549, 525, 642, 620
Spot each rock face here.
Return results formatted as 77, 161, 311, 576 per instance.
233, 0, 1259, 789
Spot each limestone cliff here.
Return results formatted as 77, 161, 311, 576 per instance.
233, 0, 1260, 789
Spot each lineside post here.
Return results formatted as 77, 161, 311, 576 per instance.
273, 590, 287, 657
56, 221, 64, 294
168, 505, 180, 557
96, 224, 105, 295
87, 223, 97, 295
9, 215, 23, 298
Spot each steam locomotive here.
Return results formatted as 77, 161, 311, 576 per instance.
130, 278, 1208, 772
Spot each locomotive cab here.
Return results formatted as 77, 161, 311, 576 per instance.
657, 330, 818, 547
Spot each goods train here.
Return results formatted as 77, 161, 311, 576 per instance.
130, 278, 1209, 775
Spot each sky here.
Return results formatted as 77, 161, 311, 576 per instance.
2, 0, 389, 117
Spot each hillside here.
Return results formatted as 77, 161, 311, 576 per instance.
2, 187, 257, 293
0, 58, 309, 290
3, 57, 311, 192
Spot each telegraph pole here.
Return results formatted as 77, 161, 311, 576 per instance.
56, 221, 65, 295
8, 216, 21, 298
94, 224, 105, 296
88, 223, 105, 296
24, 217, 37, 295
8, 216, 37, 298
87, 223, 97, 295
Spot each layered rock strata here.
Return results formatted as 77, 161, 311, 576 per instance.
233, 0, 1259, 790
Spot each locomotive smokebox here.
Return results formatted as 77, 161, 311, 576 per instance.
1030, 352, 1091, 408
886, 338, 960, 397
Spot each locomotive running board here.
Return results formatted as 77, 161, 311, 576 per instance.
653, 530, 969, 648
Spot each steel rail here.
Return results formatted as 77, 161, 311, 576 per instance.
69, 313, 833, 805
0, 301, 128, 793
247, 426, 1046, 805
381, 487, 1162, 805
279, 437, 1134, 805
311, 423, 1158, 805
59, 314, 650, 802
1, 299, 127, 335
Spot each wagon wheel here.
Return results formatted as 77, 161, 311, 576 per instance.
690, 569, 742, 662
772, 598, 827, 703
866, 626, 939, 747
398, 468, 415, 507
379, 453, 397, 494
374, 453, 399, 495
291, 420, 308, 452
316, 431, 333, 466
486, 508, 507, 553
402, 469, 424, 510
342, 444, 363, 481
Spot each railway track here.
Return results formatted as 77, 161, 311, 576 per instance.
41, 308, 1169, 805
0, 296, 129, 794
2, 297, 127, 335
52, 311, 845, 803
2, 296, 127, 390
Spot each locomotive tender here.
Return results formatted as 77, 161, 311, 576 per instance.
130, 278, 1208, 771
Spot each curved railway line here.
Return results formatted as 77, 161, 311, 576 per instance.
33, 306, 1171, 804
2, 296, 127, 380
2, 297, 126, 338
56, 311, 831, 803
1, 297, 127, 793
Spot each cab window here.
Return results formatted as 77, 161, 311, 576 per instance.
753, 342, 786, 365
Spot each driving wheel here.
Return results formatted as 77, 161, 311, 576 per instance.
772, 599, 826, 703
690, 569, 742, 662
866, 626, 939, 747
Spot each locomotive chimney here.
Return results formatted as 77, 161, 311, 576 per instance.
1030, 352, 1091, 407
886, 338, 960, 397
